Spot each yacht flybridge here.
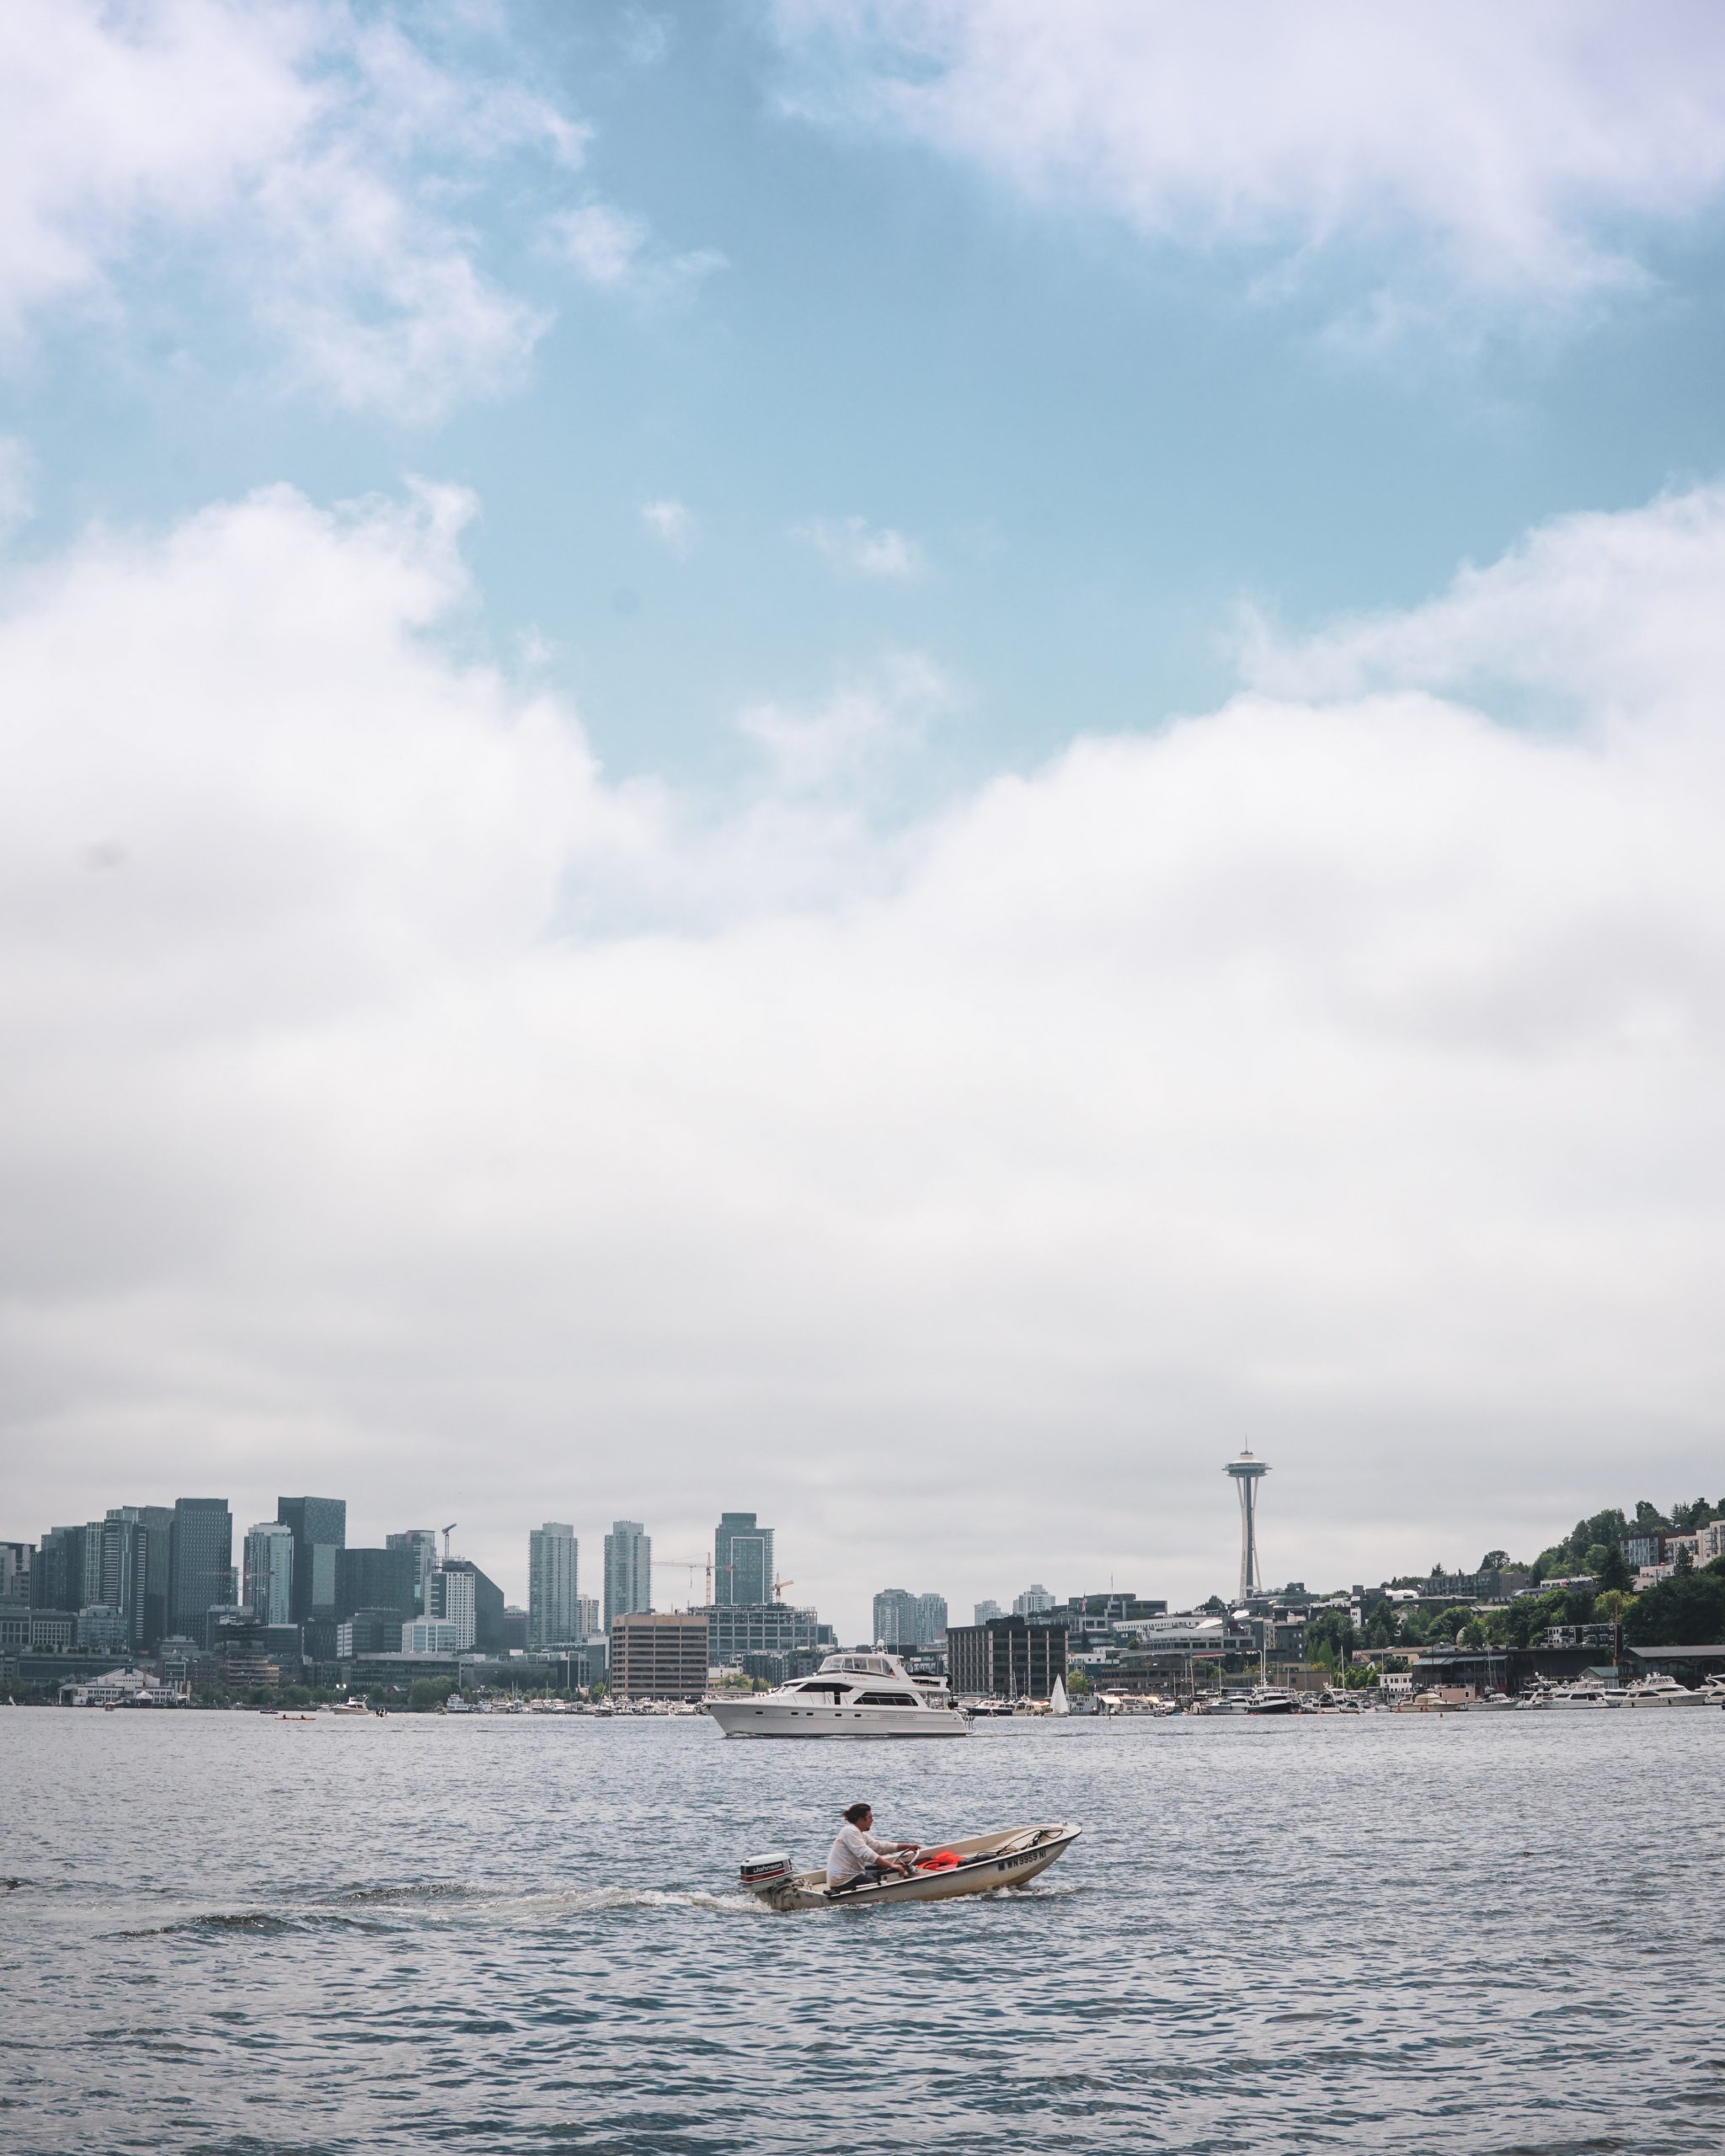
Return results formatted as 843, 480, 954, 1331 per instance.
705, 1652, 970, 1739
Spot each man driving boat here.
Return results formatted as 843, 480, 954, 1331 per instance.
825, 1801, 920, 1892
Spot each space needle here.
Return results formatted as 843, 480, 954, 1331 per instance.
1225, 1447, 1268, 1598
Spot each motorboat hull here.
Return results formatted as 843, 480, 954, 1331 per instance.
707, 1699, 969, 1738
756, 1822, 1081, 1908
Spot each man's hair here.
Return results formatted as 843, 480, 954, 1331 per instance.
843, 1801, 872, 1824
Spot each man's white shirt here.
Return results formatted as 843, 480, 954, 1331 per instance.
825, 1822, 897, 1886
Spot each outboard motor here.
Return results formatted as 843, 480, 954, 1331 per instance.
739, 1852, 794, 1903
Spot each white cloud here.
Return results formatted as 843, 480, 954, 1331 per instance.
771, 0, 1725, 318
641, 497, 698, 553
796, 514, 924, 578
551, 202, 725, 300
3, 478, 1724, 1631
0, 1, 684, 419
737, 648, 954, 795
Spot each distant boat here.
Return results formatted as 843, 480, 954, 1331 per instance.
1049, 1677, 1070, 1717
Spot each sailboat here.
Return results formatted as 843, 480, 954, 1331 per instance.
1049, 1676, 1070, 1717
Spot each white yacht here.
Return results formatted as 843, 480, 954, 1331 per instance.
1619, 1672, 1708, 1707
705, 1652, 970, 1739
1551, 1680, 1626, 1709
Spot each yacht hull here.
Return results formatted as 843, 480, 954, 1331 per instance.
707, 1700, 969, 1738
760, 1822, 1080, 1908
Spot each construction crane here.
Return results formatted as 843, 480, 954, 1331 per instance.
651, 1556, 713, 1606
440, 1523, 457, 1565
772, 1577, 795, 1603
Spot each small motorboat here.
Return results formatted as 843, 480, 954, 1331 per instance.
738, 1822, 1081, 1909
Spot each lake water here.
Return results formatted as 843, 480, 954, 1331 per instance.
3, 1706, 1722, 2154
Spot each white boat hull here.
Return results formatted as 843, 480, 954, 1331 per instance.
755, 1822, 1080, 1908
707, 1698, 969, 1738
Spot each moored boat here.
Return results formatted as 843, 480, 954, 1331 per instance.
738, 1821, 1081, 1908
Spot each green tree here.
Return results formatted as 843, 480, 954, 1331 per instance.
1479, 1550, 1509, 1572
1634, 1498, 1669, 1534
1596, 1544, 1632, 1593
408, 1677, 453, 1712
1065, 1668, 1090, 1694
1669, 1497, 1717, 1532
1568, 1510, 1629, 1569
1621, 1568, 1725, 1647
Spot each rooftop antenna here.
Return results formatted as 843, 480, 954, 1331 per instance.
440, 1523, 457, 1565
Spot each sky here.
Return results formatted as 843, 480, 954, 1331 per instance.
4, 0, 1725, 1638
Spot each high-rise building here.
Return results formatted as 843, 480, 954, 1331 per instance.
137, 1504, 174, 1646
96, 1510, 150, 1646
873, 1588, 948, 1648
275, 1497, 346, 1622
0, 1543, 29, 1602
169, 1499, 233, 1647
971, 1598, 1003, 1625
243, 1523, 295, 1626
528, 1523, 578, 1647
575, 1593, 600, 1638
714, 1513, 774, 1607
1012, 1583, 1055, 1617
430, 1565, 476, 1649
430, 1561, 506, 1652
335, 1546, 418, 1624
603, 1521, 651, 1630
34, 1526, 88, 1614
386, 1529, 438, 1614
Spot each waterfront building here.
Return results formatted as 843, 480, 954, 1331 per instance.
403, 1617, 462, 1654
0, 1595, 31, 1652
501, 1606, 530, 1651
873, 1588, 947, 1648
528, 1523, 578, 1647
243, 1524, 295, 1627
714, 1513, 774, 1606
946, 1617, 1068, 1700
1012, 1583, 1055, 1617
336, 1546, 418, 1625
1225, 1448, 1268, 1598
611, 1611, 709, 1701
386, 1529, 438, 1614
603, 1521, 652, 1630
973, 1598, 1002, 1625
697, 1601, 835, 1665
275, 1497, 345, 1623
168, 1498, 232, 1647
